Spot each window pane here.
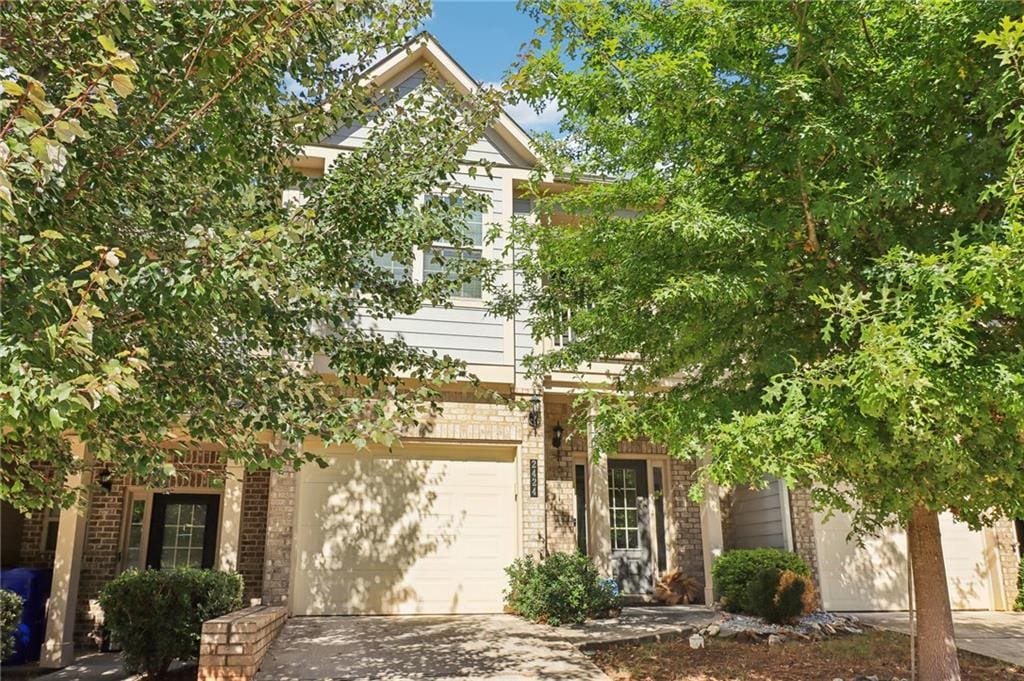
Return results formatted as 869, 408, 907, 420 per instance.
44, 521, 59, 552
160, 502, 207, 568
424, 247, 482, 298
370, 251, 408, 282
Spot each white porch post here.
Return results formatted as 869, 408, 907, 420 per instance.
586, 411, 611, 576
700, 474, 725, 606
217, 463, 244, 572
41, 438, 92, 668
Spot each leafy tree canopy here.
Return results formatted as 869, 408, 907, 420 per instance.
1, 0, 502, 510
504, 0, 1023, 532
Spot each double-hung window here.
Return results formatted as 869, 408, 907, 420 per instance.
370, 251, 409, 283
423, 200, 484, 299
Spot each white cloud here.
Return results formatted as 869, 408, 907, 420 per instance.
484, 82, 563, 132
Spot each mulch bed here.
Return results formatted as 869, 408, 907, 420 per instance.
593, 629, 1024, 681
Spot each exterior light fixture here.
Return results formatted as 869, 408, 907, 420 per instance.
551, 422, 564, 451
528, 393, 542, 431
96, 468, 114, 493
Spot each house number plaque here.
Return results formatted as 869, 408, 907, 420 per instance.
529, 459, 538, 497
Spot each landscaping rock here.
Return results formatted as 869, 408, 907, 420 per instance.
768, 634, 785, 646
708, 611, 866, 644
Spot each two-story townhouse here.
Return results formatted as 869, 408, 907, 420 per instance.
5, 32, 1020, 670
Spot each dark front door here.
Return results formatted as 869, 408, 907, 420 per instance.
608, 459, 653, 593
145, 494, 220, 569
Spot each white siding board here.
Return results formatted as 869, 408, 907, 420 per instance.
726, 479, 787, 550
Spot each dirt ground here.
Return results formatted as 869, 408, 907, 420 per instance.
593, 629, 1024, 681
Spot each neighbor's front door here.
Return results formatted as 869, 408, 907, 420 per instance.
145, 494, 220, 569
608, 459, 653, 593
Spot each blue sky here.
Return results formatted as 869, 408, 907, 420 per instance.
424, 1, 562, 133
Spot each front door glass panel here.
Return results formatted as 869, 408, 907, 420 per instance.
609, 466, 641, 550
160, 503, 209, 568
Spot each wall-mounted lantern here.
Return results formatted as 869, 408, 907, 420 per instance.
528, 393, 542, 432
96, 468, 114, 493
551, 422, 564, 453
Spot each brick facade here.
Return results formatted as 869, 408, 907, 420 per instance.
539, 400, 708, 596
238, 470, 270, 603
11, 451, 272, 645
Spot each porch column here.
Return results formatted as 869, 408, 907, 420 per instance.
699, 473, 725, 606
41, 438, 92, 668
217, 463, 244, 572
586, 413, 611, 576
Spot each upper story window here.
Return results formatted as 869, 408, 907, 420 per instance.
423, 200, 484, 299
371, 251, 409, 283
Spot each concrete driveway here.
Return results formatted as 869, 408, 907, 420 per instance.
853, 611, 1024, 666
256, 614, 610, 681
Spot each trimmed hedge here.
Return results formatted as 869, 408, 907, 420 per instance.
98, 568, 242, 678
0, 589, 23, 662
745, 568, 816, 624
711, 548, 811, 613
504, 552, 619, 626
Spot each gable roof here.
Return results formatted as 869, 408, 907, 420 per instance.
362, 32, 540, 167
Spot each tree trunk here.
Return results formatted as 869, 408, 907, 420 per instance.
907, 505, 961, 681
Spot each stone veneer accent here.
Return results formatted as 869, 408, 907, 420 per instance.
993, 517, 1021, 608
786, 487, 822, 595
543, 401, 583, 556
198, 605, 287, 681
260, 468, 295, 607
259, 388, 548, 609
666, 457, 705, 593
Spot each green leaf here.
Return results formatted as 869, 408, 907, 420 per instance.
2, 80, 25, 96
49, 407, 64, 429
39, 229, 64, 240
98, 34, 118, 54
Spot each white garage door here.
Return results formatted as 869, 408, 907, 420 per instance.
814, 510, 995, 611
292, 449, 517, 615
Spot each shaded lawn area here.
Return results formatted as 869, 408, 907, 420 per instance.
594, 630, 1024, 681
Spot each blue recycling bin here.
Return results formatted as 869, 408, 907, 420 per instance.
1, 567, 53, 665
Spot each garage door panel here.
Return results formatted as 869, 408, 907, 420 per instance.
814, 510, 994, 611
293, 451, 517, 615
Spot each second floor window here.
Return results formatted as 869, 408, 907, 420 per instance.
424, 203, 484, 299
370, 251, 409, 283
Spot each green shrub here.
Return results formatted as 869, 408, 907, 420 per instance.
504, 552, 619, 626
1016, 556, 1023, 612
0, 589, 23, 662
711, 548, 811, 613
745, 568, 815, 624
98, 568, 242, 678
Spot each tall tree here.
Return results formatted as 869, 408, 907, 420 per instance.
1, 1, 501, 510
503, 3, 1023, 678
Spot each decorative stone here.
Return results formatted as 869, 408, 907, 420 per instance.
706, 624, 720, 637
767, 634, 785, 646
689, 634, 705, 649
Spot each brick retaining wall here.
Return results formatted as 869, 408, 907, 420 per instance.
198, 605, 287, 681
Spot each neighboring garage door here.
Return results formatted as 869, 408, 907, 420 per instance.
292, 448, 517, 615
814, 509, 995, 611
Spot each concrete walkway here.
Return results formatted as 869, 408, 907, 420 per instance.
853, 611, 1024, 666
256, 606, 715, 680
3, 652, 193, 681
